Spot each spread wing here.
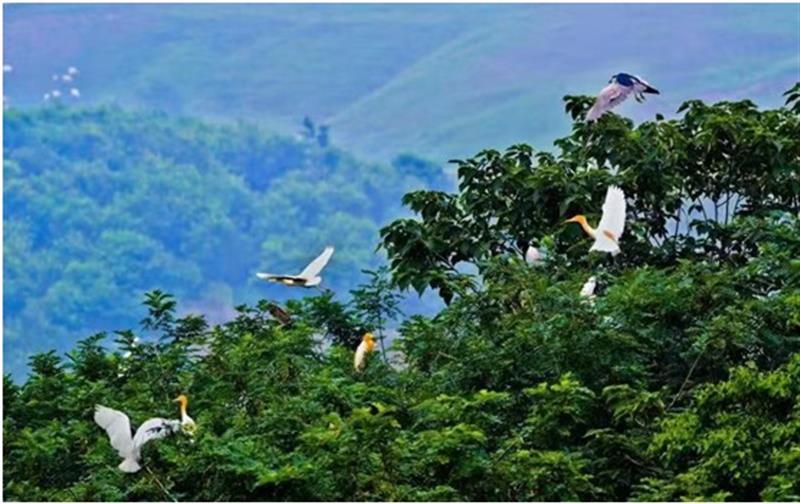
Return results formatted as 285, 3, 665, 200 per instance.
586, 83, 632, 121
298, 246, 334, 279
596, 186, 627, 241
132, 418, 180, 451
94, 405, 133, 458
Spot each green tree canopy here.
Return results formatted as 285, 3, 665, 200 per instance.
4, 85, 799, 501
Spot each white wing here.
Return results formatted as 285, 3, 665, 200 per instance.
132, 418, 180, 451
586, 83, 632, 121
591, 186, 626, 254
298, 246, 334, 279
596, 186, 627, 239
256, 272, 276, 280
94, 405, 134, 458
580, 276, 597, 298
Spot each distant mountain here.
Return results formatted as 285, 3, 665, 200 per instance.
4, 4, 798, 162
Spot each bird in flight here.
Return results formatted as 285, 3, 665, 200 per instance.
257, 246, 334, 288
95, 406, 179, 472
586, 73, 659, 122
566, 186, 627, 255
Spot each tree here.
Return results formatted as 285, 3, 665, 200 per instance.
4, 85, 799, 502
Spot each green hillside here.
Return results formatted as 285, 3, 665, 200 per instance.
3, 106, 446, 378
4, 4, 798, 161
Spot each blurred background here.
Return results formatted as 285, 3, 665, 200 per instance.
3, 3, 798, 378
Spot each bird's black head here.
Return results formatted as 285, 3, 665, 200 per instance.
612, 73, 636, 87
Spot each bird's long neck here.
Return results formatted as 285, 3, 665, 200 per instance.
578, 219, 596, 238
178, 398, 189, 421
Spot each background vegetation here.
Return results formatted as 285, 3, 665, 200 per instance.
4, 86, 799, 501
3, 106, 446, 377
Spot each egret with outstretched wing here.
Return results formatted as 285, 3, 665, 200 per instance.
566, 186, 627, 255
257, 246, 334, 288
94, 406, 180, 473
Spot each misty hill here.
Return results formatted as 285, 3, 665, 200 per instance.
4, 4, 798, 162
3, 106, 446, 377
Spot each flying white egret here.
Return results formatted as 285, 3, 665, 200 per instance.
525, 245, 542, 265
51, 90, 61, 98
256, 246, 334, 288
3, 64, 12, 73
62, 74, 73, 82
67, 66, 79, 75
94, 405, 181, 473
354, 332, 376, 372
580, 276, 597, 299
43, 93, 51, 101
70, 88, 80, 98
174, 394, 197, 436
566, 186, 627, 255
586, 73, 659, 122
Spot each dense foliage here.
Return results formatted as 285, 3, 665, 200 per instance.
4, 86, 799, 501
3, 106, 446, 377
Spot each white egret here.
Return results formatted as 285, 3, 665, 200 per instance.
256, 246, 334, 288
354, 332, 376, 372
3, 64, 12, 73
67, 66, 79, 75
62, 74, 73, 82
43, 93, 51, 101
580, 276, 597, 299
174, 394, 197, 436
51, 90, 61, 98
70, 88, 80, 98
94, 405, 181, 473
566, 186, 627, 255
525, 245, 541, 265
586, 73, 659, 122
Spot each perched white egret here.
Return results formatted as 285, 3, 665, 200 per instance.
256, 246, 334, 288
580, 276, 597, 299
354, 332, 376, 372
174, 394, 197, 436
62, 74, 73, 82
94, 405, 181, 473
586, 73, 659, 122
525, 245, 542, 265
566, 186, 627, 255
70, 88, 80, 98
